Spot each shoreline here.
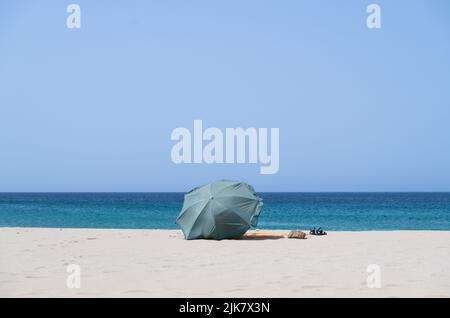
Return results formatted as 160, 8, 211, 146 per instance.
1, 227, 449, 297
2, 226, 449, 232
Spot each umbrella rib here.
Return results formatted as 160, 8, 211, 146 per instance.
213, 199, 250, 227
214, 194, 259, 201
187, 199, 212, 237
179, 198, 209, 216
214, 182, 239, 196
215, 183, 259, 201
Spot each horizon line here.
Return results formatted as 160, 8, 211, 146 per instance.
1, 191, 450, 194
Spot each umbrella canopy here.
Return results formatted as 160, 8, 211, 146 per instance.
176, 180, 263, 240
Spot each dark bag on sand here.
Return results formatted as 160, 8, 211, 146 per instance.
287, 230, 307, 239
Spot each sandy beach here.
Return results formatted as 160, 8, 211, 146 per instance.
1, 228, 449, 298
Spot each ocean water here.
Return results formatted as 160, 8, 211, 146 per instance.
0, 193, 449, 231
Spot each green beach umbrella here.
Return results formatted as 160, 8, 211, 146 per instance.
176, 180, 263, 240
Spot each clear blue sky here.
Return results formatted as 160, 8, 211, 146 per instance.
1, 0, 450, 192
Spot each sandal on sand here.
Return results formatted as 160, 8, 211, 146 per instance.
287, 230, 307, 239
310, 227, 327, 236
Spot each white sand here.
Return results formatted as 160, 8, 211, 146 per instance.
1, 228, 449, 298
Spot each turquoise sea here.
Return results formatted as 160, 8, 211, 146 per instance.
0, 193, 449, 230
